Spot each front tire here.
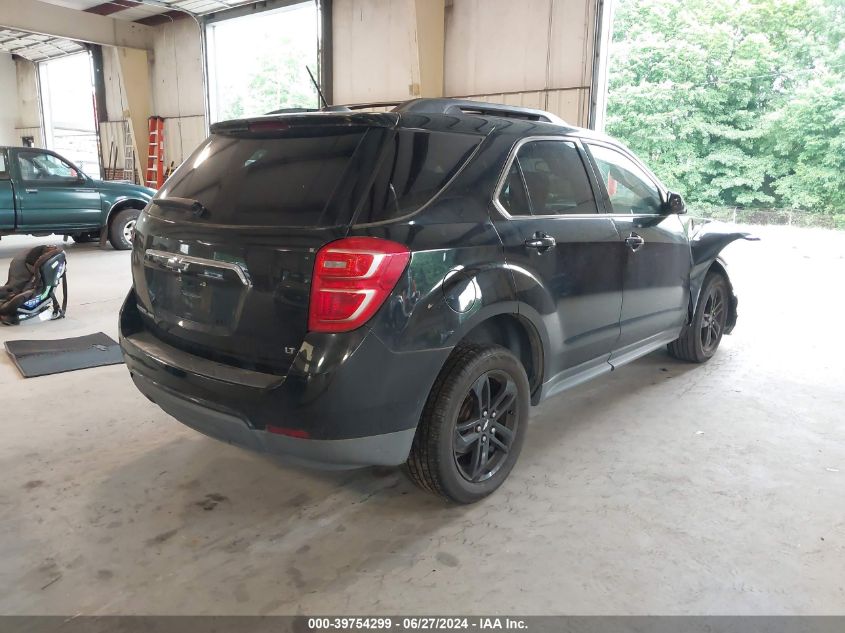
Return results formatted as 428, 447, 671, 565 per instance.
405, 344, 530, 504
108, 209, 140, 250
668, 271, 729, 363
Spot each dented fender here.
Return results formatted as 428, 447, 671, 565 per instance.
685, 218, 759, 332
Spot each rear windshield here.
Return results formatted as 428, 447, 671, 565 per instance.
159, 127, 380, 227
158, 126, 480, 228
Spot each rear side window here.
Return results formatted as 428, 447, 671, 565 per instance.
499, 140, 597, 216
0, 152, 7, 178
354, 129, 481, 224
160, 128, 379, 227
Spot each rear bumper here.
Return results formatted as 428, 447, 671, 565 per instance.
131, 373, 416, 468
120, 290, 449, 468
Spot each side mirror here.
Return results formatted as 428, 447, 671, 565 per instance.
665, 191, 686, 214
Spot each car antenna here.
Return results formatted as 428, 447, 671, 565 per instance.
307, 66, 329, 110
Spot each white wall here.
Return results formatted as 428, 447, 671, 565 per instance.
332, 0, 597, 126
98, 17, 207, 177
0, 53, 17, 145
149, 18, 207, 168
333, 0, 418, 103
445, 0, 595, 124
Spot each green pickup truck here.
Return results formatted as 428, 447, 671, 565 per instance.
0, 146, 155, 250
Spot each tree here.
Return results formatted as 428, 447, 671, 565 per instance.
606, 0, 845, 215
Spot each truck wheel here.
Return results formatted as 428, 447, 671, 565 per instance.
108, 209, 140, 250
71, 231, 99, 244
405, 343, 529, 504
668, 271, 729, 363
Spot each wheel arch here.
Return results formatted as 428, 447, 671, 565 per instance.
106, 197, 148, 231
453, 312, 545, 404
687, 257, 737, 334
686, 219, 758, 329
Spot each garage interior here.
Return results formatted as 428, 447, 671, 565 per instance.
1, 0, 844, 618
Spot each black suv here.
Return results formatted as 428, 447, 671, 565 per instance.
120, 99, 751, 503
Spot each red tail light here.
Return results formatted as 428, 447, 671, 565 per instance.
308, 237, 410, 333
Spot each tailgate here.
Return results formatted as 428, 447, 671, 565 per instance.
130, 119, 392, 374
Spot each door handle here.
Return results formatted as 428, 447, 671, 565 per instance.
524, 232, 556, 251
625, 232, 645, 252
25, 188, 38, 194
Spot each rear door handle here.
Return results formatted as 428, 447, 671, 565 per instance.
524, 233, 556, 251
625, 232, 645, 252
25, 188, 38, 194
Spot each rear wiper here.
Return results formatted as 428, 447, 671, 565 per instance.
154, 197, 209, 218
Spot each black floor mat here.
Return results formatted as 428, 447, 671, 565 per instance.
4, 332, 124, 378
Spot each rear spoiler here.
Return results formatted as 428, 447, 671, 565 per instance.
210, 111, 400, 136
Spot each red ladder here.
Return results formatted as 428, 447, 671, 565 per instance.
145, 116, 165, 189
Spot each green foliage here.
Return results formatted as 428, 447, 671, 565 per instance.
606, 0, 845, 214
217, 32, 317, 121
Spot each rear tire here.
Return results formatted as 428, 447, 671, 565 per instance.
668, 271, 729, 363
108, 208, 140, 250
405, 343, 529, 504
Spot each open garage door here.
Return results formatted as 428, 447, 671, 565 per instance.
39, 52, 101, 179
205, 1, 320, 124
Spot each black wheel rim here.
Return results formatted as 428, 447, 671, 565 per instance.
700, 284, 726, 354
453, 370, 519, 483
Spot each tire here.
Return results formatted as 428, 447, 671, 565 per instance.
405, 343, 530, 504
108, 208, 140, 250
668, 271, 729, 363
71, 231, 99, 244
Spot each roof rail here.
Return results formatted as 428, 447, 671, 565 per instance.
393, 98, 566, 125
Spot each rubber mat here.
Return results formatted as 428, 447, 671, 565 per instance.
4, 332, 124, 378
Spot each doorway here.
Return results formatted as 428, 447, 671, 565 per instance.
38, 52, 101, 179
205, 2, 320, 124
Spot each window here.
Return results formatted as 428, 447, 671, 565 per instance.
0, 152, 8, 179
587, 144, 662, 215
499, 161, 531, 216
17, 152, 80, 182
162, 129, 374, 227
355, 130, 481, 224
498, 140, 597, 216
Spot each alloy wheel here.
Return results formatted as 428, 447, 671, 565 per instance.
700, 284, 726, 354
453, 370, 519, 483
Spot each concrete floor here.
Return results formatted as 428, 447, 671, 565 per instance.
0, 226, 842, 615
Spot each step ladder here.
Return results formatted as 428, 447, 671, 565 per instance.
145, 116, 165, 189
122, 121, 135, 183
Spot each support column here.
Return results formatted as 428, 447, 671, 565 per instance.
410, 0, 445, 98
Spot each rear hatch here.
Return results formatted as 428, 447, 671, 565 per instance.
131, 114, 395, 374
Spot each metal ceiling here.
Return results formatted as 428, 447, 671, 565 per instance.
37, 0, 261, 20
0, 1, 267, 62
0, 28, 86, 61
0, 1, 261, 61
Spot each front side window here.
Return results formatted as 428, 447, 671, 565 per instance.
17, 152, 80, 182
587, 144, 662, 215
498, 140, 597, 216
